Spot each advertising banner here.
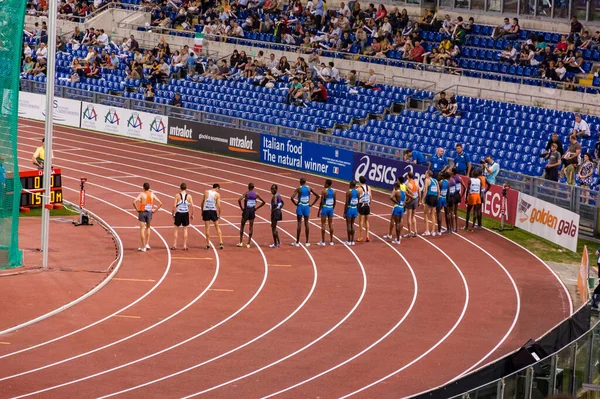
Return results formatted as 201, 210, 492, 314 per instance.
18, 91, 81, 127
457, 176, 518, 225
352, 152, 427, 191
80, 102, 168, 144
261, 134, 354, 181
167, 118, 260, 161
515, 192, 579, 252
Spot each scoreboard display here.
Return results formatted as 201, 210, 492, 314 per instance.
20, 169, 63, 209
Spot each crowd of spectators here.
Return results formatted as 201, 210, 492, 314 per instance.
26, 0, 107, 19
541, 113, 598, 193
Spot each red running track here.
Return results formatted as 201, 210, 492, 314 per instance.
0, 119, 573, 399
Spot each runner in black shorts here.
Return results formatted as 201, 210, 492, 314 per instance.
269, 184, 284, 248
450, 167, 465, 232
171, 183, 194, 250
202, 184, 224, 250
356, 175, 372, 242
237, 182, 266, 248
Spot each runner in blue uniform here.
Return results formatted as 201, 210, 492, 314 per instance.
421, 170, 439, 236
269, 184, 284, 248
447, 172, 456, 233
237, 182, 266, 248
390, 182, 406, 244
344, 180, 359, 245
437, 173, 450, 235
290, 177, 320, 247
317, 179, 336, 246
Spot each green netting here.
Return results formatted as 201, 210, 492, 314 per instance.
0, 0, 25, 269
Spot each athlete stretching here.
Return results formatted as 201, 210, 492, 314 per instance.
237, 182, 266, 248
290, 178, 320, 247
317, 179, 336, 246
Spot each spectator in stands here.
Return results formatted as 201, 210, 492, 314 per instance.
23, 42, 33, 61
36, 42, 48, 61
592, 31, 600, 50
32, 57, 47, 77
256, 70, 277, 87
555, 61, 567, 80
203, 59, 218, 77
128, 35, 140, 53
82, 28, 94, 45
482, 155, 499, 185
453, 25, 466, 46
543, 133, 565, 157
87, 61, 100, 79
276, 56, 290, 75
408, 40, 425, 63
435, 91, 449, 114
578, 31, 593, 50
565, 50, 584, 73
286, 77, 303, 104
442, 96, 457, 117
144, 83, 155, 102
56, 35, 65, 52
594, 133, 600, 160
570, 16, 584, 39
516, 45, 535, 66
429, 148, 449, 178
578, 153, 594, 204
170, 93, 183, 107
539, 46, 556, 68
454, 143, 471, 176
142, 50, 156, 69
404, 149, 427, 166
545, 143, 561, 181
322, 62, 340, 83
311, 80, 328, 102
22, 56, 34, 76
359, 69, 377, 88
94, 29, 109, 47
572, 113, 591, 140
491, 18, 512, 39
499, 45, 517, 64
215, 60, 232, 80
554, 35, 569, 56
126, 61, 141, 80
563, 135, 582, 185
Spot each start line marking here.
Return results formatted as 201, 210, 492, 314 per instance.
114, 315, 141, 319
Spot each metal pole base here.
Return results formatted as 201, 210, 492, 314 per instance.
73, 212, 93, 227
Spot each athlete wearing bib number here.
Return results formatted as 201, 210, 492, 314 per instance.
422, 170, 440, 236
464, 169, 483, 231
450, 167, 465, 233
202, 184, 224, 250
171, 183, 194, 250
344, 180, 359, 245
318, 179, 336, 246
269, 184, 284, 248
238, 183, 266, 248
404, 172, 420, 238
437, 173, 452, 234
385, 175, 407, 240
357, 175, 372, 242
390, 182, 406, 244
291, 178, 320, 247
133, 183, 163, 252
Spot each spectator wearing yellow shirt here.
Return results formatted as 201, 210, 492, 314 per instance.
439, 38, 452, 51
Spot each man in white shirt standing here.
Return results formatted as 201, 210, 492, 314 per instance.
328, 61, 340, 83
572, 113, 591, 140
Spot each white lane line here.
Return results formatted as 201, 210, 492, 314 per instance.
15, 144, 370, 398
0, 199, 123, 336
8, 155, 319, 398
0, 180, 173, 362
20, 128, 528, 394
2, 168, 209, 384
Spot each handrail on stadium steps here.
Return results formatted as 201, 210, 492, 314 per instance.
19, 79, 600, 236
411, 303, 595, 399
115, 21, 600, 95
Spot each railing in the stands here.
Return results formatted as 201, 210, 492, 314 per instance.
115, 21, 599, 95
19, 78, 600, 236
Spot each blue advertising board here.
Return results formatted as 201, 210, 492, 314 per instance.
352, 152, 428, 191
260, 134, 354, 181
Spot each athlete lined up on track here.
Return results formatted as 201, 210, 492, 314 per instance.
344, 180, 360, 245
403, 172, 419, 238
464, 170, 483, 231
317, 179, 336, 246
450, 167, 466, 232
384, 176, 406, 240
269, 184, 284, 248
133, 183, 163, 252
202, 183, 224, 250
476, 171, 491, 229
171, 183, 194, 251
422, 170, 440, 236
389, 182, 406, 244
437, 173, 452, 234
237, 183, 266, 248
290, 177, 320, 247
356, 175, 372, 243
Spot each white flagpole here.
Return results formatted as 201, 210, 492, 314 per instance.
41, 0, 58, 269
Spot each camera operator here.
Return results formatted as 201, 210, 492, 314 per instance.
481, 155, 499, 185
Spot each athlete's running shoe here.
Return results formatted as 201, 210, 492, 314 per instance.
351, 241, 356, 246
145, 244, 151, 250
236, 243, 244, 247
291, 242, 300, 247
329, 241, 334, 246
219, 243, 224, 250
138, 247, 146, 252
365, 237, 370, 242
246, 243, 251, 248
392, 240, 401, 245
422, 231, 431, 236
345, 241, 352, 246
317, 242, 326, 246
305, 242, 311, 247
269, 244, 279, 248
383, 234, 392, 239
